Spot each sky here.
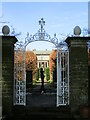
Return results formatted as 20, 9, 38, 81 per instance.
1, 2, 88, 50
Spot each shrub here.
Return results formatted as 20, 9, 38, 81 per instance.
46, 67, 50, 81
39, 68, 41, 78
44, 67, 46, 74
36, 68, 39, 80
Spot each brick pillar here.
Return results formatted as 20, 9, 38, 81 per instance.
66, 37, 89, 113
88, 49, 90, 105
1, 36, 17, 116
0, 36, 2, 119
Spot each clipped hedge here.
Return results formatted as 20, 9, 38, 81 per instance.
44, 67, 46, 74
46, 67, 50, 81
36, 68, 39, 80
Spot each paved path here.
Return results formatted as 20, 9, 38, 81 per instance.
3, 83, 76, 120
27, 93, 56, 107
26, 83, 57, 107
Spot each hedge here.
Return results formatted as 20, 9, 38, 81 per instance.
46, 67, 50, 81
36, 68, 39, 80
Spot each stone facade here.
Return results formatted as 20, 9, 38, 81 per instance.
33, 50, 51, 68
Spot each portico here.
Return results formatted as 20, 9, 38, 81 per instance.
33, 50, 51, 68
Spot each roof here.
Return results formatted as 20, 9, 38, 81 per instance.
33, 50, 51, 55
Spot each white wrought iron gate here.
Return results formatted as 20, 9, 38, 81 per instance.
14, 43, 26, 105
57, 48, 69, 106
13, 18, 69, 106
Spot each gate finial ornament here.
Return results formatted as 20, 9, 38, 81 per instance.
39, 18, 45, 30
74, 26, 81, 36
2, 25, 10, 35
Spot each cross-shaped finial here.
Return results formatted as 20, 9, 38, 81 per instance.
39, 18, 45, 29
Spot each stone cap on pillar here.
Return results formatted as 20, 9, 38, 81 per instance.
65, 37, 90, 47
0, 36, 18, 45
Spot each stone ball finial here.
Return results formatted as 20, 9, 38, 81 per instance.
2, 25, 10, 35
74, 26, 81, 35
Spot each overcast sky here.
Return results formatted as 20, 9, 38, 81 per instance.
1, 2, 88, 50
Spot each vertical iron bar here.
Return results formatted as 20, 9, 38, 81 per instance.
24, 47, 26, 106
59, 51, 61, 105
57, 48, 59, 106
65, 51, 67, 104
63, 52, 64, 104
13, 48, 16, 105
16, 49, 19, 104
19, 50, 20, 104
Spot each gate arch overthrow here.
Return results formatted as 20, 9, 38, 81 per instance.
14, 18, 69, 106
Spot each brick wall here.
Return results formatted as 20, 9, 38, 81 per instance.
1, 36, 17, 116
66, 37, 89, 113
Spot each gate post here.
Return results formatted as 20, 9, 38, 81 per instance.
66, 37, 89, 114
1, 36, 17, 117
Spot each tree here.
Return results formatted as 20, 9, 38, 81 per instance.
49, 50, 57, 80
14, 50, 37, 80
26, 51, 37, 79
